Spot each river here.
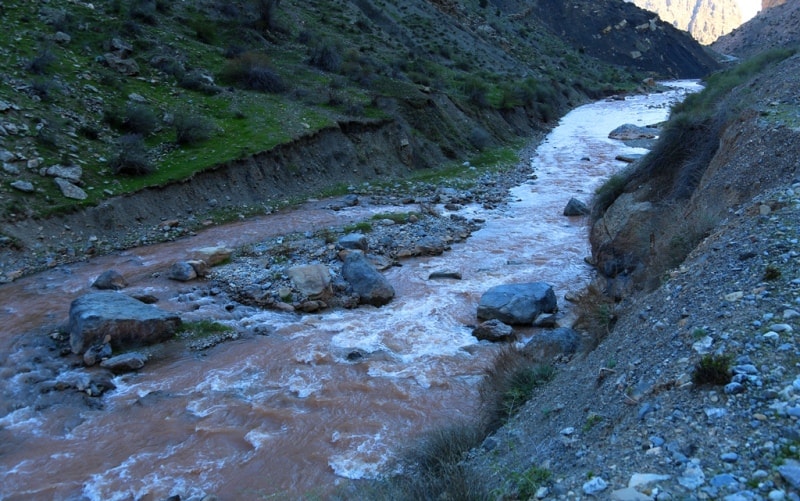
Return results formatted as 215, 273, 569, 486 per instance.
0, 82, 701, 500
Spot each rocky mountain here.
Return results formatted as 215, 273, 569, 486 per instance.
626, 0, 744, 44
713, 0, 800, 57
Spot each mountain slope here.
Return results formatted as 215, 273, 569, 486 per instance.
712, 0, 800, 57
0, 0, 718, 277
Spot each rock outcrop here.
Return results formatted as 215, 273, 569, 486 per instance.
627, 0, 744, 44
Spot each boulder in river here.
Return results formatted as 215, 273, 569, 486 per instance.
341, 252, 395, 306
563, 197, 590, 216
608, 123, 658, 141
472, 319, 515, 342
67, 292, 181, 354
92, 270, 127, 290
477, 283, 557, 325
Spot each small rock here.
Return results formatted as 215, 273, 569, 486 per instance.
92, 270, 127, 290
724, 382, 746, 395
560, 427, 575, 436
100, 352, 147, 373
629, 473, 671, 488
563, 197, 590, 216
724, 291, 744, 302
472, 319, 514, 342
770, 323, 793, 333
720, 452, 740, 463
611, 487, 651, 501
583, 477, 608, 495
54, 177, 88, 200
678, 463, 706, 490
339, 233, 368, 251
168, 261, 198, 281
428, 271, 462, 280
11, 180, 35, 192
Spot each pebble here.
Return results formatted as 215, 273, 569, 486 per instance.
770, 323, 793, 333
720, 452, 739, 463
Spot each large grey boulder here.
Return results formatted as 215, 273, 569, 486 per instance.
477, 283, 557, 325
341, 252, 395, 306
67, 292, 181, 354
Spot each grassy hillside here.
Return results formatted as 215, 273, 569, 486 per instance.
0, 0, 680, 227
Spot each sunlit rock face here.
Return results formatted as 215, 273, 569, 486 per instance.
763, 0, 787, 9
626, 0, 743, 44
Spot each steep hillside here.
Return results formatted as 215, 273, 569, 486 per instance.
529, 0, 721, 75
458, 48, 800, 501
713, 0, 800, 57
0, 0, 718, 279
627, 0, 744, 44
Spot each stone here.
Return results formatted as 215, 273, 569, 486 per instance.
83, 342, 112, 366
629, 473, 671, 488
67, 292, 181, 354
770, 323, 793, 333
564, 197, 590, 216
102, 52, 140, 75
522, 327, 580, 359
678, 463, 706, 490
339, 233, 368, 251
428, 270, 462, 280
724, 382, 746, 395
54, 177, 87, 200
341, 252, 395, 306
583, 477, 608, 495
44, 164, 82, 182
608, 123, 658, 140
100, 352, 147, 373
10, 180, 35, 192
472, 319, 514, 342
412, 236, 446, 256
168, 261, 198, 281
287, 264, 331, 297
477, 282, 557, 325
2, 162, 19, 174
190, 246, 232, 266
710, 473, 738, 488
92, 270, 127, 290
611, 487, 651, 501
779, 461, 800, 489
187, 259, 210, 278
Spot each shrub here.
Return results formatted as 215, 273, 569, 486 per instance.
221, 52, 287, 93
463, 78, 490, 108
692, 354, 732, 386
308, 42, 342, 73
349, 423, 489, 500
468, 127, 491, 151
173, 109, 217, 145
129, 0, 158, 25
572, 283, 617, 350
178, 71, 222, 95
26, 47, 56, 75
481, 348, 555, 430
123, 103, 159, 136
109, 134, 154, 175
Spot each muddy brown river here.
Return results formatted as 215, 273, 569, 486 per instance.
0, 82, 700, 500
